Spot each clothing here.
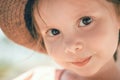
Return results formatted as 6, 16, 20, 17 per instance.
13, 67, 64, 80
55, 69, 65, 80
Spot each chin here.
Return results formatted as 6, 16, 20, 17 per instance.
75, 67, 101, 77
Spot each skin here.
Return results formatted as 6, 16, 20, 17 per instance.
34, 0, 120, 80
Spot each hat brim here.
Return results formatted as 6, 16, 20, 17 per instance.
0, 0, 46, 53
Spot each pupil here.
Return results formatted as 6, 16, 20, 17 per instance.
82, 17, 92, 25
52, 29, 59, 35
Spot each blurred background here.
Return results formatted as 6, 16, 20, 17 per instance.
0, 29, 58, 80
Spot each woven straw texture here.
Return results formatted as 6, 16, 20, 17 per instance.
0, 0, 45, 53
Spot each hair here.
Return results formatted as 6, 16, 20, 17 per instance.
106, 0, 120, 61
107, 0, 120, 16
24, 0, 46, 53
25, 0, 120, 60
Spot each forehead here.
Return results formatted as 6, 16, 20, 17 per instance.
38, 0, 111, 14
37, 0, 114, 26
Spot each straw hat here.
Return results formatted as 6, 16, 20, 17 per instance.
0, 0, 46, 53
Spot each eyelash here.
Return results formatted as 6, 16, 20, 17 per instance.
78, 16, 93, 27
46, 16, 93, 37
46, 28, 60, 37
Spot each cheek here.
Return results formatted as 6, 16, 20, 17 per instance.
85, 23, 119, 59
44, 40, 65, 58
44, 42, 69, 67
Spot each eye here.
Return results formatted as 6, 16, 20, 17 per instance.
79, 16, 93, 27
47, 28, 60, 36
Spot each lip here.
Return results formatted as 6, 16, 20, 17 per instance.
71, 56, 92, 67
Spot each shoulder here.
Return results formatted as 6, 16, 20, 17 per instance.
13, 67, 57, 80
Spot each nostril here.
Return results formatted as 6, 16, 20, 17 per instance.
73, 45, 83, 53
65, 44, 83, 54
75, 48, 80, 51
76, 44, 83, 50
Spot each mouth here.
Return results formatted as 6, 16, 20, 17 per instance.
71, 56, 92, 67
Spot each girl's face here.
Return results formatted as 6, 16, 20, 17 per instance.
34, 0, 120, 77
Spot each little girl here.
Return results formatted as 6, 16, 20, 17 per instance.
0, 0, 120, 80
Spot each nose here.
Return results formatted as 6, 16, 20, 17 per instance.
65, 40, 84, 54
